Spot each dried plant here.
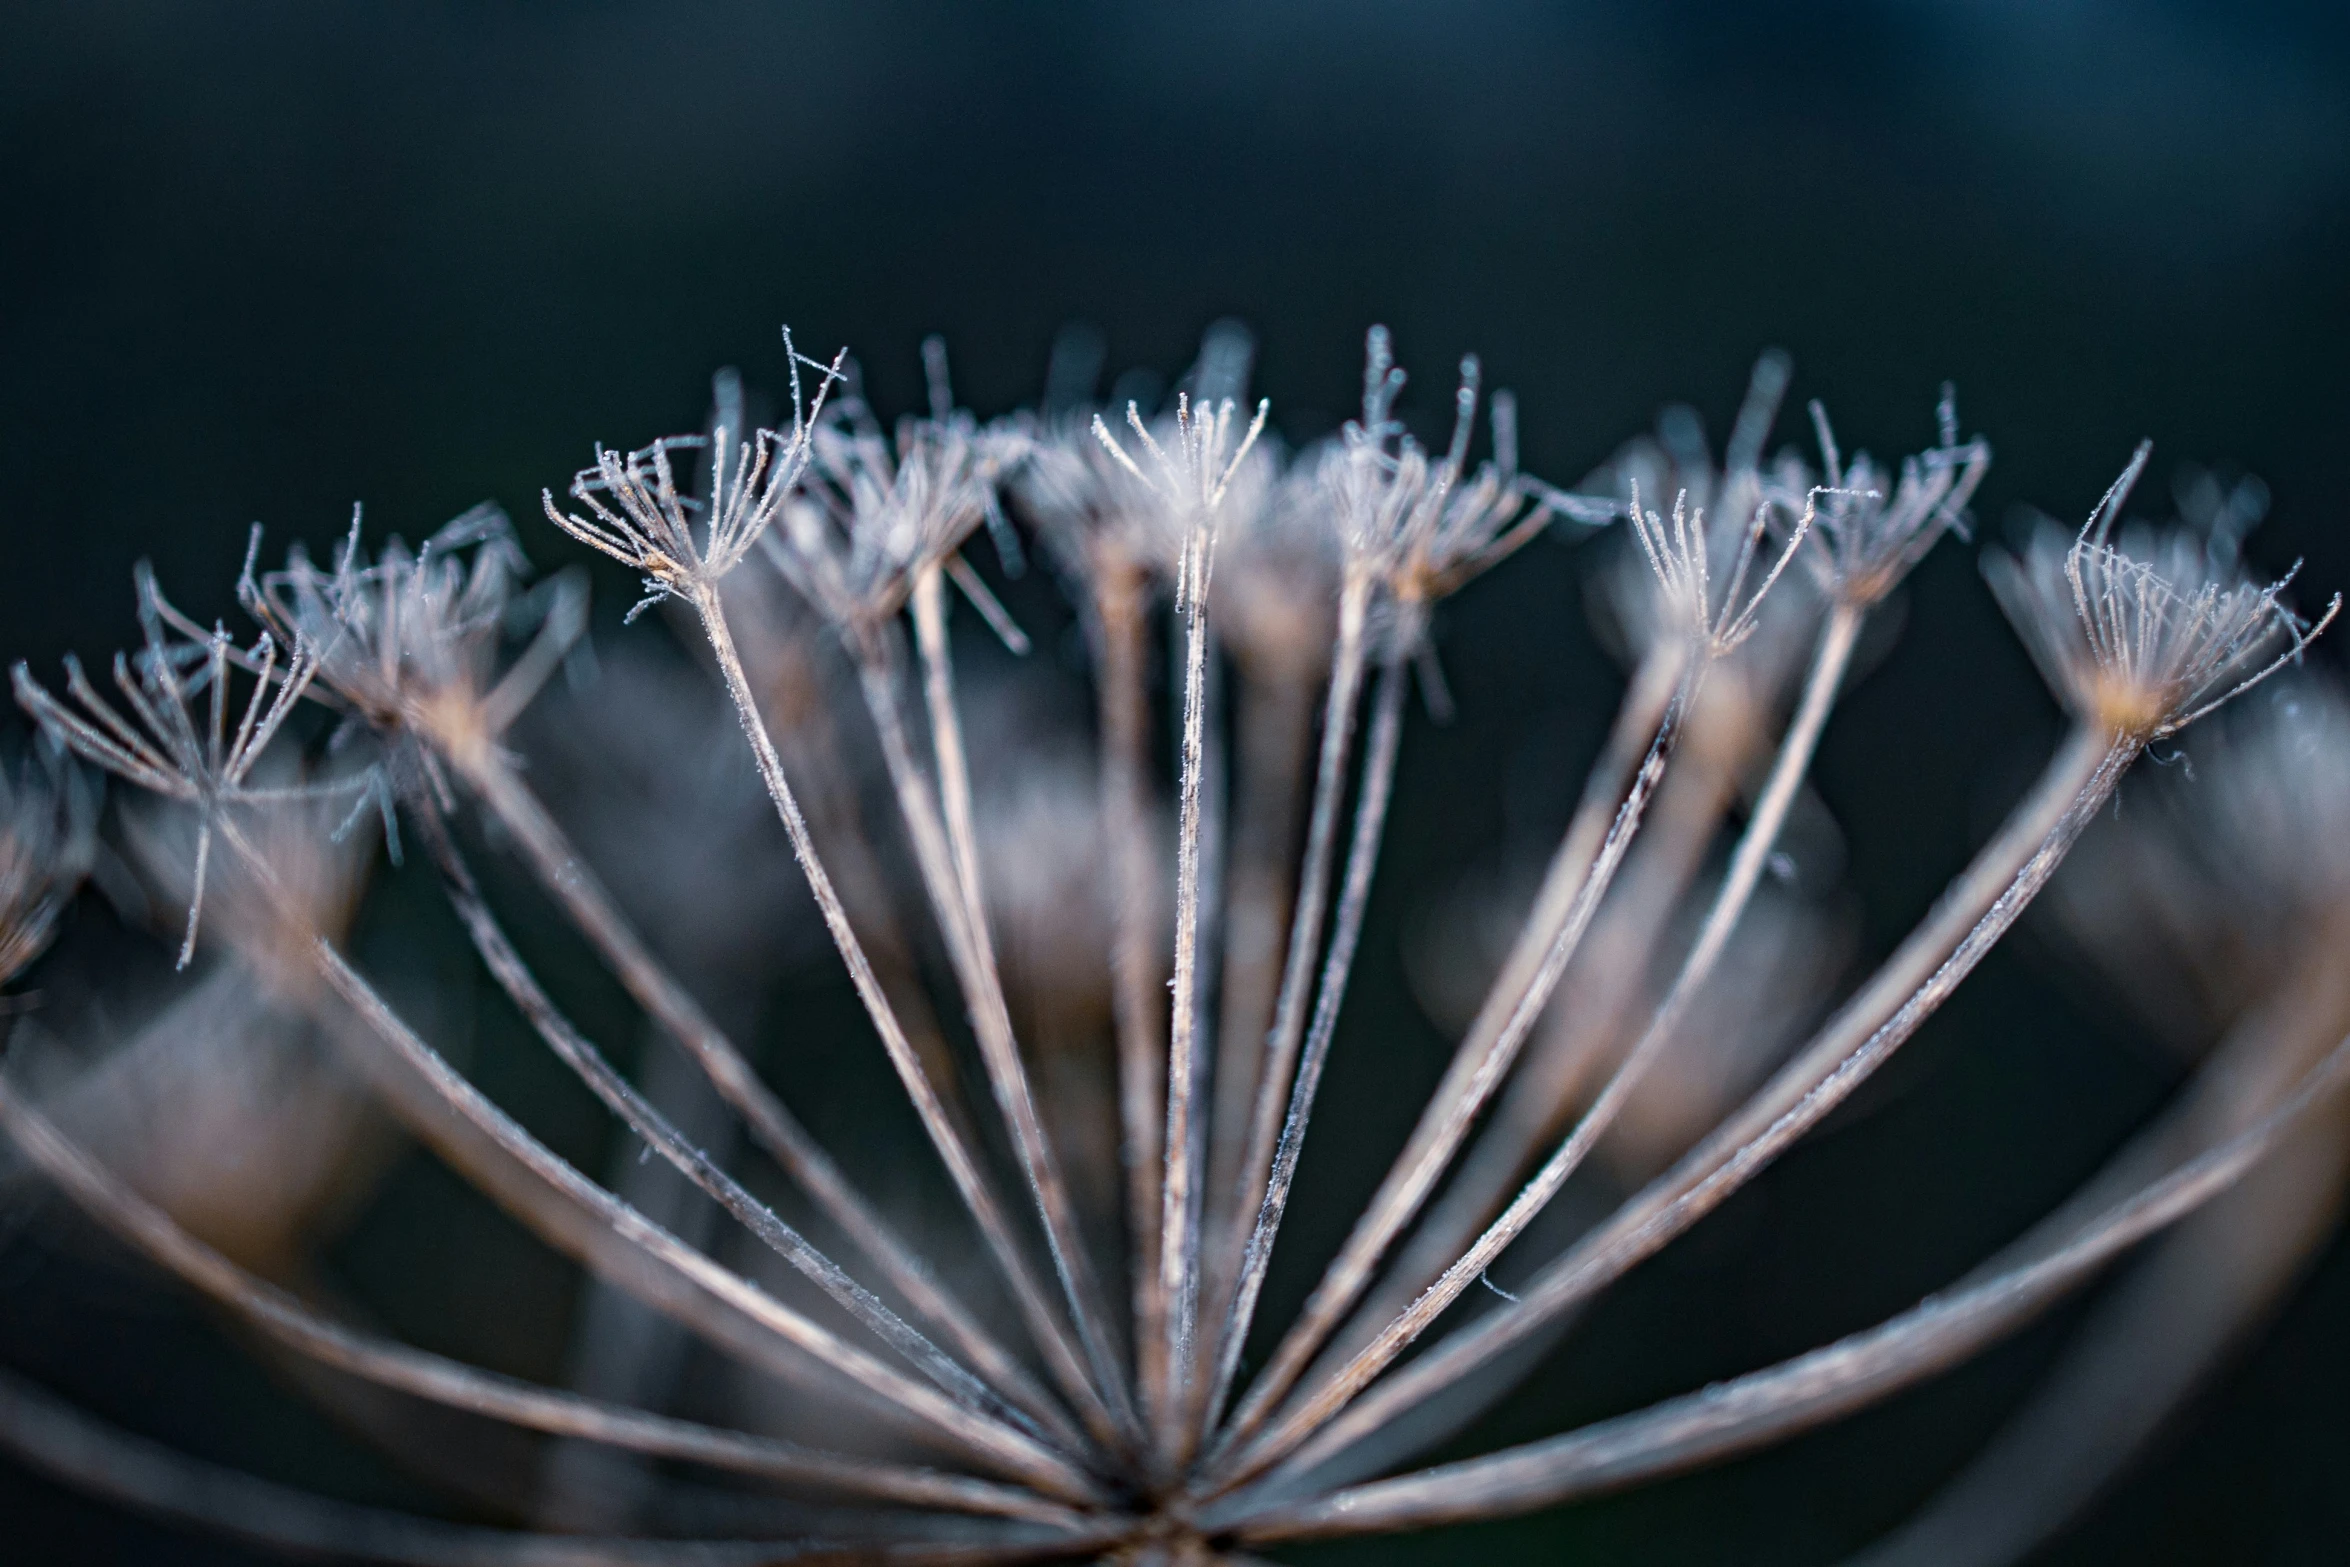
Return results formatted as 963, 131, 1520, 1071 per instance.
0, 322, 2342, 1566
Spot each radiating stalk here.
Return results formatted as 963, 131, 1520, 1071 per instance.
1091, 558, 1171, 1430
1156, 520, 1219, 1465
1203, 608, 1392, 1431
410, 795, 1072, 1458
1259, 726, 2135, 1487
1200, 645, 1321, 1323
1203, 579, 1373, 1372
851, 615, 1138, 1453
0, 1084, 1084, 1527
1226, 1019, 2350, 1542
1230, 605, 1862, 1471
671, 589, 1162, 1489
1213, 643, 1696, 1466
453, 749, 1077, 1449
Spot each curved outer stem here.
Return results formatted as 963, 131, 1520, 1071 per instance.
1213, 643, 1696, 1467
1850, 935, 2350, 1567
0, 1083, 1083, 1529
455, 748, 1076, 1450
1244, 602, 1866, 1463
208, 813, 1100, 1504
692, 582, 1125, 1458
0, 1367, 1120, 1567
1257, 725, 2135, 1488
1204, 617, 1395, 1432
1227, 1023, 2350, 1543
412, 797, 1077, 1467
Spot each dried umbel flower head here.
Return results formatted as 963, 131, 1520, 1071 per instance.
1791, 389, 1992, 606
3, 322, 2347, 1567
243, 506, 583, 781
767, 341, 1032, 636
1989, 443, 2341, 742
1623, 474, 1811, 659
1316, 325, 1599, 625
543, 331, 845, 617
11, 568, 330, 966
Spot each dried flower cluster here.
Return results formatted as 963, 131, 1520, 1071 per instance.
0, 323, 2341, 1565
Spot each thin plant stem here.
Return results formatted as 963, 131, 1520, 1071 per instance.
1092, 559, 1170, 1428
0, 1083, 1084, 1528
912, 564, 1135, 1399
411, 795, 1080, 1464
692, 579, 1126, 1457
1156, 518, 1219, 1466
1203, 608, 1393, 1432
1214, 642, 1696, 1466
0, 1363, 1124, 1566
851, 614, 1138, 1452
1204, 579, 1372, 1370
1201, 645, 1322, 1322
1257, 726, 2135, 1487
207, 812, 1103, 1504
454, 748, 1077, 1448
1324, 663, 1761, 1380
1225, 1022, 2350, 1542
1229, 604, 1864, 1470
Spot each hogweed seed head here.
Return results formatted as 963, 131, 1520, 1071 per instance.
1317, 327, 1605, 628
544, 331, 845, 615
6, 322, 2347, 1566
764, 354, 1029, 632
1792, 389, 1991, 606
1988, 443, 2339, 742
243, 506, 582, 778
1624, 474, 1812, 661
13, 569, 338, 965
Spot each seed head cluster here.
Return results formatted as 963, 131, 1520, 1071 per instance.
0, 323, 2341, 1565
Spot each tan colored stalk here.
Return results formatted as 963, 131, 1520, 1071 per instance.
1200, 646, 1321, 1313
850, 614, 1137, 1452
1256, 724, 2133, 1487
450, 747, 1076, 1449
1202, 587, 1387, 1428
691, 579, 1126, 1458
1213, 641, 1694, 1464
1230, 603, 1864, 1472
1228, 1022, 2350, 1542
1313, 645, 1773, 1388
205, 811, 1100, 1504
1202, 577, 1374, 1379
412, 796, 1078, 1460
0, 1084, 1083, 1528
1156, 517, 1220, 1465
1092, 557, 1171, 1429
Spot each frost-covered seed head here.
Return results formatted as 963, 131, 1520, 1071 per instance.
764, 345, 1030, 629
1791, 390, 1990, 605
12, 569, 337, 965
1987, 444, 2339, 742
242, 506, 579, 775
544, 332, 843, 612
1312, 327, 1601, 622
1623, 476, 1811, 660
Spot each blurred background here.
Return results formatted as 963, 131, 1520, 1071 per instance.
2, 2, 2346, 1562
